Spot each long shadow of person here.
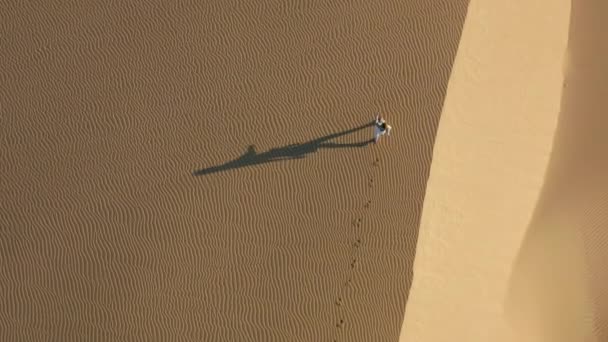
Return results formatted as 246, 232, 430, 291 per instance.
193, 121, 375, 176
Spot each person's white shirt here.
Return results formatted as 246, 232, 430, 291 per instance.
374, 115, 392, 143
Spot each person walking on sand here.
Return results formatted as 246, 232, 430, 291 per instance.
374, 114, 392, 143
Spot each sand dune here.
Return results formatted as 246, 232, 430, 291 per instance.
399, 0, 570, 341
1, 1, 468, 341
507, 0, 608, 340
402, 0, 608, 341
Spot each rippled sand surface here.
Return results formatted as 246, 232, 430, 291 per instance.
1, 1, 468, 340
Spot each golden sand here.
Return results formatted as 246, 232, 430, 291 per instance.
1, 1, 468, 341
507, 0, 608, 340
401, 0, 608, 341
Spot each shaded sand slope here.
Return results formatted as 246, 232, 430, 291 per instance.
399, 0, 569, 341
0, 1, 468, 341
507, 0, 608, 340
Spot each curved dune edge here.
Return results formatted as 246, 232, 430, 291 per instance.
399, 1, 571, 341
506, 0, 608, 340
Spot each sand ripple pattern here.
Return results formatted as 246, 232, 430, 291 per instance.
1, 0, 468, 341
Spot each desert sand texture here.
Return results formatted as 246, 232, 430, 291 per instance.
400, 0, 574, 341
507, 0, 608, 340
0, 1, 468, 341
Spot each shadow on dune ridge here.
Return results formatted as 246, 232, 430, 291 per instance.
193, 121, 374, 176
506, 0, 608, 340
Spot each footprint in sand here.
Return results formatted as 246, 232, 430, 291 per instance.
335, 297, 343, 306
336, 319, 345, 328
353, 239, 361, 248
363, 200, 371, 209
351, 259, 358, 268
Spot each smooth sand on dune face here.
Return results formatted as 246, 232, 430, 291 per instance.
507, 1, 608, 340
400, 0, 570, 341
0, 1, 468, 341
